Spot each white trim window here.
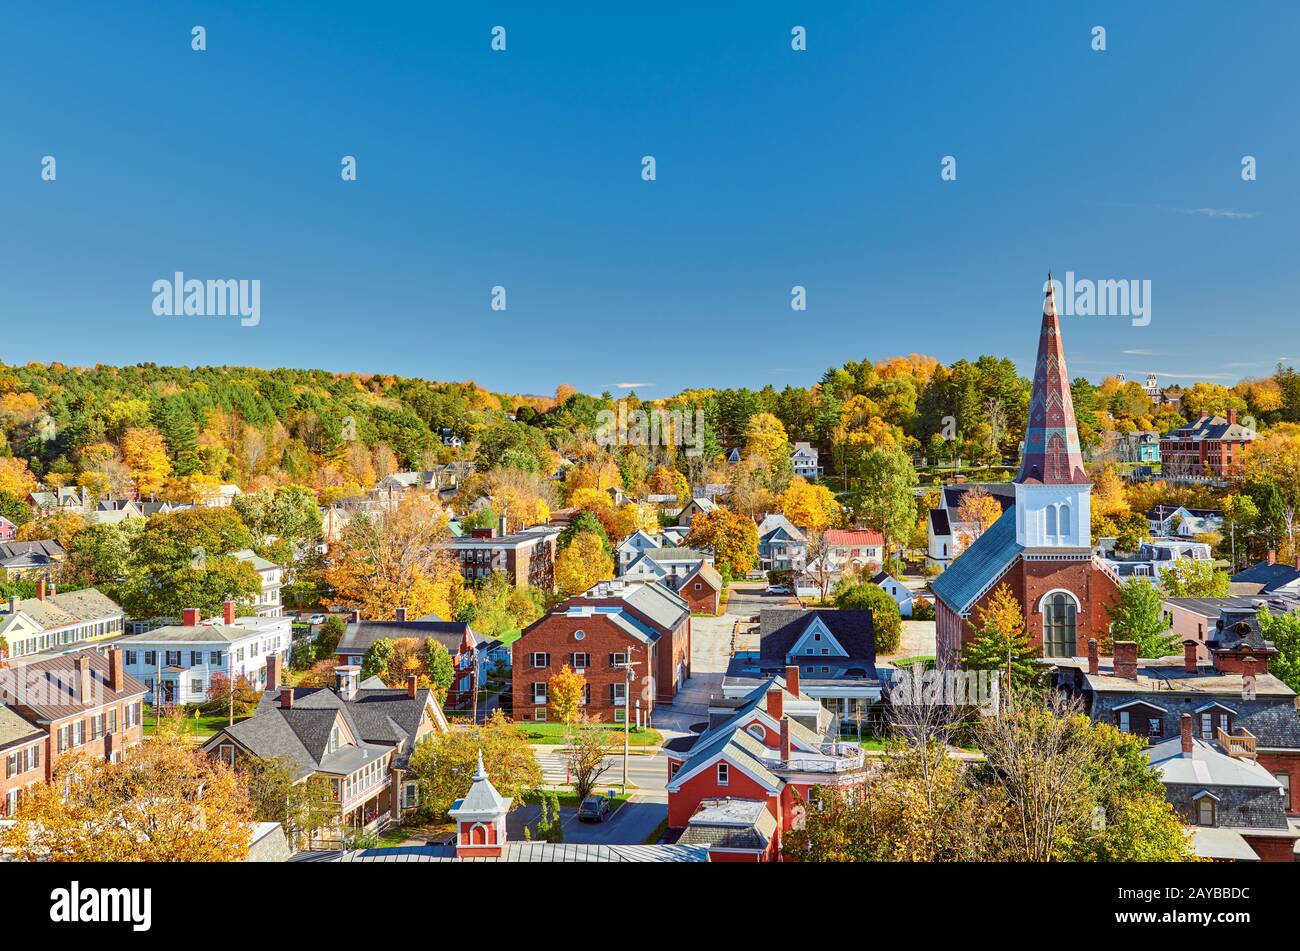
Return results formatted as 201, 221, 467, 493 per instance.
717, 762, 729, 786
530, 652, 549, 669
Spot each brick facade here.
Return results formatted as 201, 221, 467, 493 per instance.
512, 613, 656, 723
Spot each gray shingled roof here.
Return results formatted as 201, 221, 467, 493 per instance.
337, 619, 472, 657
758, 609, 876, 668
679, 797, 777, 851
0, 707, 42, 751
929, 507, 1023, 615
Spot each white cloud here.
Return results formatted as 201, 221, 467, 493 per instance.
1180, 207, 1259, 219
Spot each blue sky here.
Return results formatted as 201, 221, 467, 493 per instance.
1, 2, 1295, 396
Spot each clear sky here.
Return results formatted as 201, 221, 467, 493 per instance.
1, 2, 1295, 397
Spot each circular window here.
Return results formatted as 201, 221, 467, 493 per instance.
746, 723, 766, 741
574, 630, 586, 641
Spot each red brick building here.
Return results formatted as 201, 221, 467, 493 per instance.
0, 647, 146, 817
1159, 410, 1257, 479
933, 278, 1120, 664
450, 526, 560, 591
665, 667, 868, 861
677, 562, 722, 616
512, 580, 691, 722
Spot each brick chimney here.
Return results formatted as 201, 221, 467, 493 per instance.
280, 685, 294, 709
1243, 655, 1258, 695
1087, 638, 1098, 676
407, 673, 418, 699
1113, 641, 1139, 680
74, 654, 92, 703
108, 647, 124, 693
785, 664, 800, 696
36, 579, 46, 601
182, 607, 201, 626
780, 717, 792, 762
396, 607, 407, 623
223, 600, 236, 625
766, 686, 784, 721
1181, 712, 1193, 754
1227, 408, 1238, 426
1183, 639, 1199, 674
1267, 549, 1276, 566
265, 653, 282, 692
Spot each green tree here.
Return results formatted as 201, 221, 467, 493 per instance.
423, 638, 455, 700
238, 756, 336, 851
361, 638, 394, 680
1256, 607, 1300, 693
316, 614, 346, 661
1111, 578, 1179, 658
1160, 559, 1229, 598
120, 508, 260, 619
851, 448, 916, 558
832, 579, 903, 654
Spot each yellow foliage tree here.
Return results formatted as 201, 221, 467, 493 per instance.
0, 456, 38, 498
548, 664, 587, 724
743, 412, 789, 463
122, 426, 173, 497
777, 476, 841, 532
555, 531, 614, 596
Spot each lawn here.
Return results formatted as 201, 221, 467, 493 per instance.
492, 628, 523, 647
513, 721, 663, 749
888, 655, 935, 669
142, 706, 249, 738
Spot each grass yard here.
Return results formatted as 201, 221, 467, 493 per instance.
513, 721, 663, 749
492, 628, 523, 647
888, 655, 935, 669
142, 706, 250, 738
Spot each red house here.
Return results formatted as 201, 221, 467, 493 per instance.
513, 580, 691, 722
665, 666, 867, 861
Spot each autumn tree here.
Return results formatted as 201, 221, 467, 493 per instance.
1243, 425, 1300, 558
326, 493, 465, 621
684, 506, 758, 579
959, 583, 1044, 694
955, 486, 1002, 548
408, 710, 542, 820
566, 717, 616, 803
239, 756, 336, 850
1160, 559, 1229, 598
0, 729, 254, 861
555, 531, 615, 596
121, 426, 173, 497
0, 456, 38, 498
776, 476, 841, 532
548, 664, 587, 725
743, 412, 790, 465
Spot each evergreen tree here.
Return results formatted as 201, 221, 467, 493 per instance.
960, 584, 1044, 693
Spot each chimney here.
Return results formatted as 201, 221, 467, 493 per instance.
36, 579, 46, 601
223, 600, 236, 625
1267, 549, 1276, 566
1113, 641, 1139, 680
280, 685, 294, 709
1227, 408, 1238, 426
1183, 640, 1199, 674
1087, 638, 1098, 676
785, 664, 800, 697
407, 674, 418, 699
7, 596, 16, 614
780, 717, 792, 762
766, 687, 784, 721
74, 654, 92, 703
1180, 713, 1193, 754
1243, 655, 1258, 693
182, 607, 201, 626
265, 653, 282, 692
108, 647, 124, 693
350, 609, 361, 623
498, 515, 509, 537
335, 666, 358, 701
396, 607, 407, 623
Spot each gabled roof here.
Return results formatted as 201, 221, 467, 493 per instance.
0, 651, 147, 722
0, 706, 43, 751
1231, 560, 1300, 592
756, 513, 806, 544
0, 540, 66, 561
758, 610, 876, 669
929, 507, 1023, 616
644, 546, 711, 563
681, 561, 724, 593
823, 529, 883, 548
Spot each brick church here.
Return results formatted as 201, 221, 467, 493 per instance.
933, 277, 1120, 665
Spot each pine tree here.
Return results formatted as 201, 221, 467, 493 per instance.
154, 398, 199, 476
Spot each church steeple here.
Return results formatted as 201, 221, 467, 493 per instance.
449, 750, 511, 858
1013, 275, 1092, 549
1017, 274, 1089, 486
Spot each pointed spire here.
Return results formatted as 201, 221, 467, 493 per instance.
473, 749, 488, 782
1016, 274, 1089, 486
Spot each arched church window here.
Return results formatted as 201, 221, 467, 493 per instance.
1045, 505, 1058, 538
1043, 592, 1077, 658
1059, 503, 1071, 538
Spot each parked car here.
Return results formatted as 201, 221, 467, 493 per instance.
765, 585, 791, 595
578, 792, 616, 822
308, 614, 328, 625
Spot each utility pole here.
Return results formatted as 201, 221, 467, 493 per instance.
471, 651, 480, 724
616, 650, 641, 794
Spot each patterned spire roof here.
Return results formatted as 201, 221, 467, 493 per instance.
1016, 275, 1089, 486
